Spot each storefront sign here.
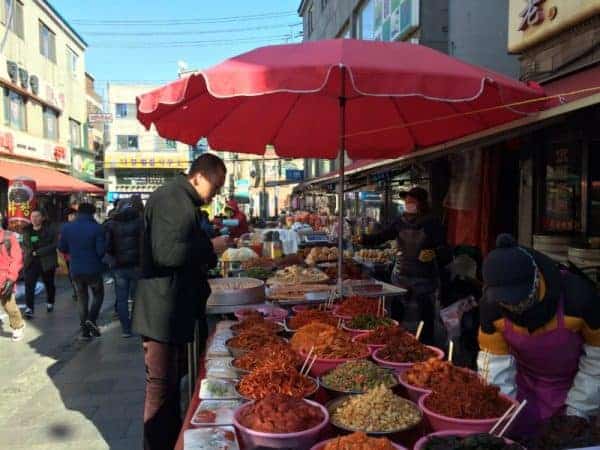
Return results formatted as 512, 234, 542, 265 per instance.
7, 177, 37, 233
105, 152, 189, 169
0, 131, 14, 153
71, 150, 96, 179
359, 192, 383, 203
285, 169, 304, 182
518, 0, 546, 31
508, 0, 600, 53
88, 113, 113, 123
107, 191, 150, 203
0, 128, 69, 165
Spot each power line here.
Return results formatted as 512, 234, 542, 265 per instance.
81, 22, 301, 36
90, 34, 301, 48
71, 11, 297, 26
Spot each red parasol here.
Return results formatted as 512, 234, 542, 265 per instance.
137, 39, 548, 160
137, 39, 550, 289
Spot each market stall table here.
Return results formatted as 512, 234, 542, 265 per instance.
174, 321, 427, 450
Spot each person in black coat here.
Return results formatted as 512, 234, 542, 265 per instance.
132, 154, 229, 450
356, 187, 447, 345
106, 199, 143, 337
22, 209, 58, 317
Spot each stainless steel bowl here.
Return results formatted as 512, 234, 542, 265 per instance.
326, 395, 422, 435
208, 277, 265, 307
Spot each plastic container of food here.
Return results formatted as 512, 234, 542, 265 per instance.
235, 376, 320, 401
372, 346, 445, 375
413, 430, 517, 450
397, 366, 480, 403
418, 392, 519, 433
299, 349, 371, 377
311, 438, 407, 450
342, 319, 399, 338
397, 373, 432, 403
352, 332, 386, 353
233, 399, 329, 449
234, 305, 288, 322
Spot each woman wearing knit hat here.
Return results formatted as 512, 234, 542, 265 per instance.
479, 234, 600, 435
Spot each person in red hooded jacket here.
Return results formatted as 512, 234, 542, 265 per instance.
223, 199, 249, 239
0, 213, 25, 341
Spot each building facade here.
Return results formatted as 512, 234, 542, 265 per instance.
299, 0, 519, 75
506, 0, 600, 247
68, 71, 105, 187
298, 0, 520, 183
104, 83, 190, 205
0, 0, 94, 219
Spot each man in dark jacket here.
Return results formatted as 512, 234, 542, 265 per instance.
22, 209, 58, 318
133, 154, 228, 450
106, 199, 143, 337
59, 203, 106, 339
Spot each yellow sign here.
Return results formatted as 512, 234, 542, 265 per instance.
508, 0, 600, 53
105, 152, 189, 169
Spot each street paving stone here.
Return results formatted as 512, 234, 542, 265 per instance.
0, 276, 145, 450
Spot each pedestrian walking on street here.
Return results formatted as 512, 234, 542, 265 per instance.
0, 214, 25, 341
106, 197, 143, 338
133, 154, 230, 450
60, 207, 78, 302
22, 209, 58, 318
59, 203, 106, 339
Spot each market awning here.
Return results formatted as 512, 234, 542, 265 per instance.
0, 160, 104, 194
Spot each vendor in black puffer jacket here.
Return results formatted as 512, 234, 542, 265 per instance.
106, 198, 143, 337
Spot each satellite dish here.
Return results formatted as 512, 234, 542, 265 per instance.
177, 60, 189, 73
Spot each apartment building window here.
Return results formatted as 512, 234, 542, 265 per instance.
321, 0, 327, 10
66, 47, 78, 77
358, 0, 375, 40
117, 135, 139, 151
4, 0, 24, 39
307, 3, 314, 36
43, 107, 59, 140
39, 21, 57, 62
165, 139, 177, 150
69, 119, 82, 148
3, 88, 26, 130
115, 103, 136, 119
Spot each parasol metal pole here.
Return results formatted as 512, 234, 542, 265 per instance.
337, 66, 346, 299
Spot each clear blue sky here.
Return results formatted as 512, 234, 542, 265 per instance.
51, 0, 302, 91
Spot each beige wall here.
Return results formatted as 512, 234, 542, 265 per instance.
508, 0, 600, 53
0, 0, 87, 167
105, 83, 189, 166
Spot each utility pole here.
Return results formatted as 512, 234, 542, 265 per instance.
262, 156, 267, 219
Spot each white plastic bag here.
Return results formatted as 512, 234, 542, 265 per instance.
440, 295, 477, 340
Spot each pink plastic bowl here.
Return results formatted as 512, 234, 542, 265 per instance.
397, 367, 480, 403
413, 430, 517, 450
234, 305, 288, 322
372, 346, 445, 376
299, 349, 371, 377
396, 373, 432, 403
352, 332, 386, 354
233, 399, 329, 449
343, 320, 399, 338
418, 392, 519, 433
311, 438, 407, 450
